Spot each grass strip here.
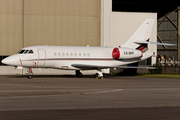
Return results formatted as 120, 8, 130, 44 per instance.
136, 74, 180, 79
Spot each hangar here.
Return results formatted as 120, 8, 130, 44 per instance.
0, 0, 178, 75
112, 1, 180, 65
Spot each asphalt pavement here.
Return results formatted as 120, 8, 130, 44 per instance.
0, 75, 180, 119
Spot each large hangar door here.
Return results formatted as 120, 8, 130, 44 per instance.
38, 49, 46, 67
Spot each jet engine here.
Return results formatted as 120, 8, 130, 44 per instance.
112, 47, 142, 59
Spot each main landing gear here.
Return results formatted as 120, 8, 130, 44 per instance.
76, 70, 103, 79
75, 70, 83, 77
27, 67, 33, 79
95, 70, 103, 79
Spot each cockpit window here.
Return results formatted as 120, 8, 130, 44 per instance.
19, 50, 25, 54
28, 50, 34, 54
18, 49, 34, 54
24, 50, 29, 54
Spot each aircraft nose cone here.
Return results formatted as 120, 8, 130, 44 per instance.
1, 56, 21, 66
1, 58, 10, 65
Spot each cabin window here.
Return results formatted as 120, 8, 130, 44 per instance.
79, 53, 81, 57
28, 50, 34, 54
74, 53, 77, 57
58, 53, 61, 56
62, 53, 65, 56
70, 53, 73, 57
66, 53, 69, 57
87, 53, 90, 57
54, 53, 57, 56
83, 53, 86, 57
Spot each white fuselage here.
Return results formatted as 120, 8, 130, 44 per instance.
2, 46, 153, 71
2, 19, 156, 72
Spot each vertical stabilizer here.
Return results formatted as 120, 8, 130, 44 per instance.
121, 19, 154, 49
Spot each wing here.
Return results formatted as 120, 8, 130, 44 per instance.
71, 64, 107, 70
71, 64, 156, 70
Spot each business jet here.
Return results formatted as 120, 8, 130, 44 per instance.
1, 19, 176, 79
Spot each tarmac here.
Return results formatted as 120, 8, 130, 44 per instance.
0, 75, 180, 119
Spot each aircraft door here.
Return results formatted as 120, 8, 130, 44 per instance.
38, 49, 46, 67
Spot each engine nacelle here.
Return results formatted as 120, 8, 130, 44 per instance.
112, 47, 142, 59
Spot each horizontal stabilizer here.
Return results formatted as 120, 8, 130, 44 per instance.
134, 41, 177, 46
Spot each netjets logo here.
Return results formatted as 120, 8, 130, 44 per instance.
113, 52, 117, 55
112, 48, 120, 59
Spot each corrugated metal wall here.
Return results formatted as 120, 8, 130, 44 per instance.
0, 0, 100, 55
157, 10, 178, 49
0, 0, 23, 55
157, 10, 178, 60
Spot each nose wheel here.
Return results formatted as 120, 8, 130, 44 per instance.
26, 68, 33, 79
28, 75, 32, 79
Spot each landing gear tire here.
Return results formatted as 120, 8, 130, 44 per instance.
26, 67, 33, 79
75, 70, 83, 77
95, 73, 99, 77
95, 73, 103, 79
27, 75, 32, 79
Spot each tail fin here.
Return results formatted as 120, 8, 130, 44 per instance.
121, 19, 154, 49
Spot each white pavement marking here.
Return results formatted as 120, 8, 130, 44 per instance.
0, 83, 45, 88
0, 83, 78, 89
83, 89, 123, 95
0, 89, 123, 99
0, 90, 69, 92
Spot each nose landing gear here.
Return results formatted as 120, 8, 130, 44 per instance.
27, 67, 33, 79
